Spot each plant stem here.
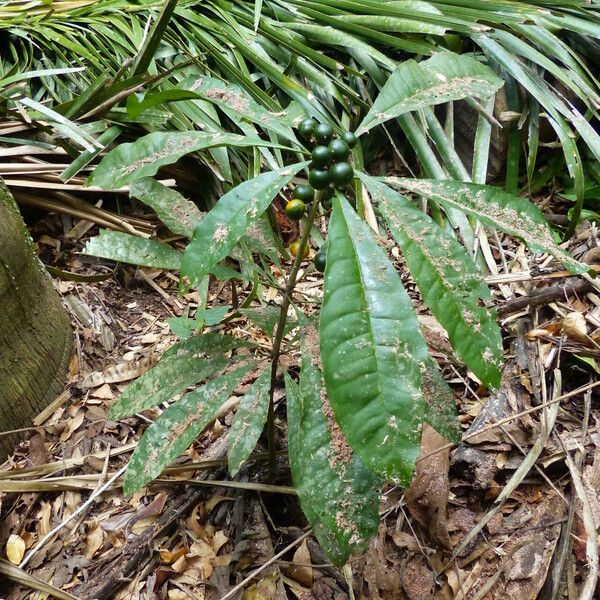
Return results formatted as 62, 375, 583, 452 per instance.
266, 192, 322, 480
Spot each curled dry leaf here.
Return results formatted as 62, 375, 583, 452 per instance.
286, 540, 313, 587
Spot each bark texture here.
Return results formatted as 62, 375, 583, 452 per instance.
0, 179, 72, 459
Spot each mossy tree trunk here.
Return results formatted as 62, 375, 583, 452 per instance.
0, 179, 72, 459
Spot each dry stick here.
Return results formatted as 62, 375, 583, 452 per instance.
267, 193, 322, 477
415, 379, 600, 466
497, 278, 594, 317
218, 530, 312, 600
19, 464, 127, 569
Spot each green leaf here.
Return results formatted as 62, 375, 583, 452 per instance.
123, 364, 254, 494
129, 178, 203, 239
360, 174, 502, 387
383, 177, 589, 274
179, 76, 298, 141
109, 353, 229, 420
227, 368, 270, 476
239, 306, 296, 337
285, 345, 381, 566
195, 305, 229, 326
167, 315, 197, 340
82, 230, 182, 270
88, 131, 283, 189
357, 52, 503, 135
181, 162, 307, 287
422, 359, 461, 443
319, 195, 428, 483
161, 332, 254, 361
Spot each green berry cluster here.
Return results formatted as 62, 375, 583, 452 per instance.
285, 118, 357, 222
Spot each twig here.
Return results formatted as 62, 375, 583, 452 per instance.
218, 530, 312, 600
19, 464, 127, 569
497, 279, 594, 317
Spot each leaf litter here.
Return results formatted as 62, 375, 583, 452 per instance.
1, 171, 600, 600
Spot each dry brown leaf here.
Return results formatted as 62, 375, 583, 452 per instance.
6, 534, 26, 564
84, 521, 105, 559
286, 540, 313, 587
91, 383, 114, 399
406, 424, 451, 549
212, 530, 228, 554
562, 312, 589, 344
242, 571, 279, 600
38, 502, 52, 537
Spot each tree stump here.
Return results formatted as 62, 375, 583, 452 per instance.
0, 179, 72, 459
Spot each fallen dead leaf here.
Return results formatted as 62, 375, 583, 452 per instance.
84, 520, 105, 559
406, 424, 452, 550
286, 540, 313, 587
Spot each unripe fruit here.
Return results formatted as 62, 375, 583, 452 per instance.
308, 168, 331, 190
328, 138, 350, 162
285, 199, 306, 220
342, 131, 357, 149
292, 184, 315, 203
311, 145, 332, 168
314, 248, 327, 272
330, 162, 354, 187
314, 123, 333, 144
298, 118, 317, 140
290, 240, 309, 259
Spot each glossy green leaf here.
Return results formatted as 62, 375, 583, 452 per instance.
319, 195, 428, 483
383, 177, 588, 274
195, 305, 229, 326
227, 368, 270, 476
285, 346, 380, 566
88, 131, 282, 189
357, 52, 503, 135
129, 178, 203, 239
109, 353, 228, 420
360, 174, 502, 387
123, 364, 254, 494
181, 162, 306, 287
82, 230, 182, 270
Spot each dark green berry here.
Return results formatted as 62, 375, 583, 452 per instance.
314, 123, 334, 144
298, 118, 317, 140
329, 138, 350, 162
292, 184, 315, 203
285, 199, 306, 220
308, 168, 331, 190
311, 145, 332, 168
314, 248, 327, 272
342, 131, 357, 149
330, 162, 354, 187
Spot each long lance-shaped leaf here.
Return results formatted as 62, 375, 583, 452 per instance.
360, 174, 502, 387
123, 364, 254, 494
181, 162, 307, 287
227, 367, 270, 476
129, 178, 203, 239
88, 132, 285, 188
109, 354, 229, 420
82, 230, 182, 270
285, 351, 381, 566
382, 177, 588, 274
357, 52, 503, 135
319, 195, 428, 483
